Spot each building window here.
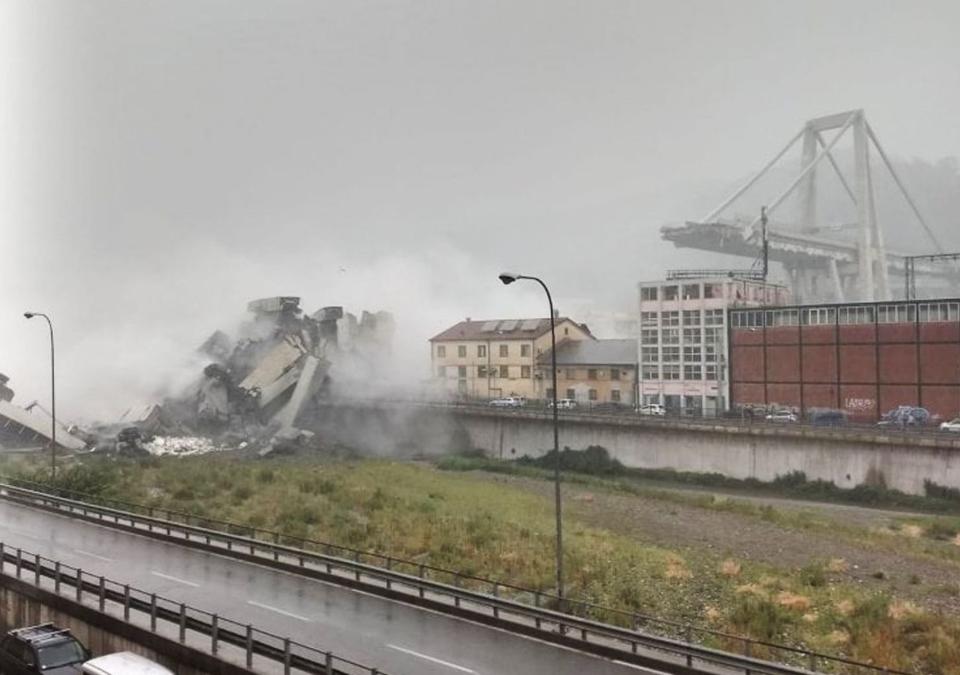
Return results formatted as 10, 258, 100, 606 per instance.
641, 287, 658, 301
641, 311, 658, 327
521, 344, 531, 357
683, 346, 702, 362
642, 365, 659, 379
682, 310, 701, 326
662, 346, 680, 362
704, 344, 718, 362
588, 369, 598, 380
919, 302, 960, 322
641, 329, 659, 345
566, 388, 575, 399
704, 283, 721, 299
663, 285, 679, 301
661, 311, 680, 326
437, 366, 446, 377
457, 345, 467, 358
478, 345, 487, 357
641, 348, 659, 363
611, 390, 621, 402
683, 328, 701, 343
499, 365, 509, 378
838, 306, 874, 324
478, 365, 488, 377
704, 309, 724, 326
684, 364, 702, 380
877, 304, 914, 324
458, 366, 467, 377
731, 310, 763, 328
588, 389, 598, 401
801, 307, 836, 325
546, 388, 554, 399
458, 380, 467, 393
521, 365, 531, 378
662, 328, 679, 344
610, 369, 621, 380
436, 345, 446, 357
704, 327, 722, 344
705, 364, 718, 380
682, 284, 700, 300
766, 309, 799, 326
662, 364, 680, 380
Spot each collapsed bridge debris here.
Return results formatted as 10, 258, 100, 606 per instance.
146, 296, 394, 451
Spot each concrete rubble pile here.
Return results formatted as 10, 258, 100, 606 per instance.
122, 296, 394, 457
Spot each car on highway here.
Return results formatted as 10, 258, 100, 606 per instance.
764, 410, 798, 423
877, 405, 931, 428
82, 652, 173, 675
637, 403, 665, 416
546, 398, 577, 409
0, 624, 89, 675
488, 396, 526, 408
940, 417, 960, 432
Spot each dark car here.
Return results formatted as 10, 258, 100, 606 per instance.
0, 624, 90, 675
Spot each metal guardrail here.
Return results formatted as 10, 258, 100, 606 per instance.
0, 541, 387, 675
0, 482, 913, 675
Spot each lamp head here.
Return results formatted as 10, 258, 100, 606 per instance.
23, 312, 35, 319
498, 272, 519, 285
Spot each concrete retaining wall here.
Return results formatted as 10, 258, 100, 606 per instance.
458, 413, 960, 495
309, 403, 960, 495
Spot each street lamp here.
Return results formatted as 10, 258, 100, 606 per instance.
498, 272, 564, 603
24, 312, 56, 481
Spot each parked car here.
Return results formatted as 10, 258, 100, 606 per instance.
82, 652, 173, 675
940, 418, 960, 432
0, 624, 89, 675
764, 410, 798, 423
637, 403, 666, 416
488, 396, 525, 408
547, 398, 577, 409
808, 408, 847, 427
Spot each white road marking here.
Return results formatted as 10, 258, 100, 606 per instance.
150, 571, 200, 588
387, 644, 475, 673
74, 549, 114, 562
247, 600, 312, 622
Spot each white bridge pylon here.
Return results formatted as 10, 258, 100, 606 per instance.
672, 110, 943, 303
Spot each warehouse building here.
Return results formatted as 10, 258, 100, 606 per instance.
728, 299, 960, 421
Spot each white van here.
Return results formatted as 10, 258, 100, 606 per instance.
83, 652, 174, 675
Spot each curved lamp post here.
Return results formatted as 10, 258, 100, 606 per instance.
24, 312, 56, 480
498, 272, 564, 602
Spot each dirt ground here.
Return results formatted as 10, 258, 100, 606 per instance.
477, 471, 960, 614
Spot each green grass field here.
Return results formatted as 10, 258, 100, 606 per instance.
4, 454, 959, 673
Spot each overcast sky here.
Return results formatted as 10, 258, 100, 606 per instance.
3, 0, 960, 419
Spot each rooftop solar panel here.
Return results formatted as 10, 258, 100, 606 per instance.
520, 319, 541, 331
499, 319, 519, 331
481, 320, 500, 331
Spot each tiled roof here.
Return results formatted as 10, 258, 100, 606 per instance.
430, 318, 591, 342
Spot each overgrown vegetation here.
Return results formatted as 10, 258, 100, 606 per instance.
3, 454, 960, 673
439, 446, 960, 514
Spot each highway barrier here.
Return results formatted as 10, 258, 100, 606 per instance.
0, 482, 914, 675
0, 542, 388, 675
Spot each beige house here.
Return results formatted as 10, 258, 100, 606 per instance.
429, 317, 593, 399
537, 339, 639, 406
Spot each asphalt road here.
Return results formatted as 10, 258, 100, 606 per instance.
0, 500, 655, 675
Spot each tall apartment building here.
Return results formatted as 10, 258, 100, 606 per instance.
429, 317, 593, 399
637, 277, 789, 414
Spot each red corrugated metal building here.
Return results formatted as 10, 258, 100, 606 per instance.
728, 300, 960, 421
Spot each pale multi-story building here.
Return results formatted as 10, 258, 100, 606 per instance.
637, 277, 789, 415
429, 316, 593, 399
